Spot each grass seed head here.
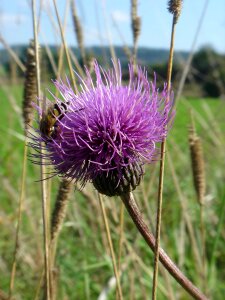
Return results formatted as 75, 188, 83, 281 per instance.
131, 0, 141, 46
51, 179, 73, 241
189, 125, 206, 205
23, 40, 38, 132
168, 0, 183, 23
71, 0, 86, 66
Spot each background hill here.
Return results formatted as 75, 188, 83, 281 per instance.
1, 45, 225, 98
0, 45, 189, 65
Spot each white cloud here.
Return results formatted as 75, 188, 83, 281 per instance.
0, 12, 28, 25
111, 10, 129, 23
84, 27, 108, 45
41, 0, 55, 12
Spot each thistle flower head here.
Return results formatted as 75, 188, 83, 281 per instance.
32, 60, 175, 196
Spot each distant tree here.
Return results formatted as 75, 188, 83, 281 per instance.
192, 46, 225, 97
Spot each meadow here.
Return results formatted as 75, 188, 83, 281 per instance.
1, 81, 225, 299
1, 1, 225, 299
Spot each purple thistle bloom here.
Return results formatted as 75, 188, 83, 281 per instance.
32, 61, 174, 196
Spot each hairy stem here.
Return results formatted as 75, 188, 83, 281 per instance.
121, 192, 209, 300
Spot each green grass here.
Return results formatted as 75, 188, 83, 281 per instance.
1, 84, 225, 299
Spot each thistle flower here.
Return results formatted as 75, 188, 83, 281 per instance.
32, 61, 174, 196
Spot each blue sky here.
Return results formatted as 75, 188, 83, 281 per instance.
0, 0, 225, 53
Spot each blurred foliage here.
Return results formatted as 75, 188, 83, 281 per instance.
1, 45, 225, 97
192, 46, 225, 97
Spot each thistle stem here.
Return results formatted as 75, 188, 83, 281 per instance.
121, 192, 209, 300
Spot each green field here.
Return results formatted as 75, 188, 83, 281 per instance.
1, 84, 225, 299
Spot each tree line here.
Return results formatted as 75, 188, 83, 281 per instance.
1, 45, 225, 97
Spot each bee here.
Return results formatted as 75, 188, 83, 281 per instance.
40, 102, 67, 141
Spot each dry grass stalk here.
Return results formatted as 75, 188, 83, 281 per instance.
189, 121, 206, 206
174, 0, 209, 104
85, 55, 95, 74
69, 47, 86, 77
152, 2, 182, 299
9, 58, 17, 85
23, 40, 38, 132
43, 0, 84, 79
189, 115, 207, 291
0, 33, 26, 73
71, 0, 86, 66
101, 0, 119, 75
131, 0, 141, 66
52, 0, 78, 93
189, 116, 207, 292
183, 99, 221, 146
124, 242, 171, 298
168, 0, 183, 24
167, 148, 203, 271
50, 268, 59, 300
117, 203, 125, 271
32, 0, 51, 299
8, 143, 28, 299
51, 179, 73, 241
112, 17, 132, 60
54, 0, 70, 99
42, 37, 58, 77
131, 0, 141, 47
37, 179, 73, 300
79, 187, 109, 252
50, 179, 72, 300
116, 203, 125, 300
98, 193, 124, 300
